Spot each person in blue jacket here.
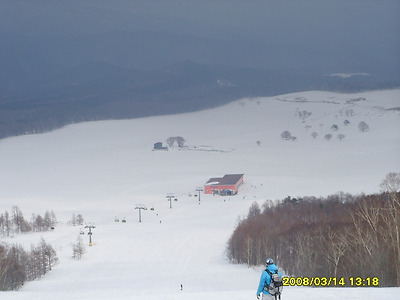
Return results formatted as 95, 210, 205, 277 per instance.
256, 258, 282, 299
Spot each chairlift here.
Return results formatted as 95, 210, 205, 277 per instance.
79, 229, 84, 235
122, 218, 126, 223
114, 217, 120, 222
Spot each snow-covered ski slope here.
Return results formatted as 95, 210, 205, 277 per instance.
0, 89, 399, 299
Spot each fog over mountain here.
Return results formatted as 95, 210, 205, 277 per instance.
1, 0, 399, 138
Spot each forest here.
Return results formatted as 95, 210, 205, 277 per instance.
0, 238, 58, 290
226, 173, 400, 287
0, 206, 57, 236
0, 207, 59, 290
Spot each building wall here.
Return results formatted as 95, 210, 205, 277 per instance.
204, 184, 237, 194
235, 176, 244, 190
204, 175, 244, 195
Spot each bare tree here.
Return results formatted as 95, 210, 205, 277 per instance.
291, 230, 320, 277
166, 136, 186, 147
34, 215, 45, 232
358, 121, 369, 132
28, 238, 58, 277
44, 210, 57, 229
247, 202, 261, 219
337, 134, 345, 141
0, 245, 26, 290
76, 214, 84, 226
166, 136, 176, 147
280, 130, 291, 140
71, 214, 77, 226
0, 211, 11, 237
348, 196, 389, 282
12, 206, 31, 233
319, 228, 349, 277
176, 136, 186, 147
244, 236, 253, 266
72, 236, 86, 260
380, 173, 400, 285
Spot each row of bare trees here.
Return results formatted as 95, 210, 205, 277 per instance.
69, 213, 84, 227
0, 207, 57, 237
166, 136, 186, 147
226, 173, 400, 286
0, 239, 58, 290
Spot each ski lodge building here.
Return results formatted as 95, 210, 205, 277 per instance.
204, 174, 244, 195
153, 142, 168, 151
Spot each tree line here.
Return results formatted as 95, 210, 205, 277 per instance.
0, 238, 58, 290
0, 206, 57, 237
226, 173, 400, 287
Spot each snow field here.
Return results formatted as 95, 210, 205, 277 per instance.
0, 89, 399, 299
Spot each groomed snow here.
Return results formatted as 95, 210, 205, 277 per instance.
0, 89, 399, 299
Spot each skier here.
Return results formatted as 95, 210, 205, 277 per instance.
256, 258, 283, 299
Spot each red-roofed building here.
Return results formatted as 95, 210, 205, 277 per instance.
204, 174, 244, 195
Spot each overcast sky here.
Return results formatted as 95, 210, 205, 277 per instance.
1, 0, 399, 79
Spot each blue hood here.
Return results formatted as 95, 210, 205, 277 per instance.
267, 264, 278, 273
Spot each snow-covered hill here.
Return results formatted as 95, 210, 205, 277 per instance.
0, 89, 399, 299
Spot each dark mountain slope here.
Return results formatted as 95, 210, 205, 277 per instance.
1, 59, 397, 139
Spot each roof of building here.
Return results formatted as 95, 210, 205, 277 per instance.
205, 174, 244, 186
